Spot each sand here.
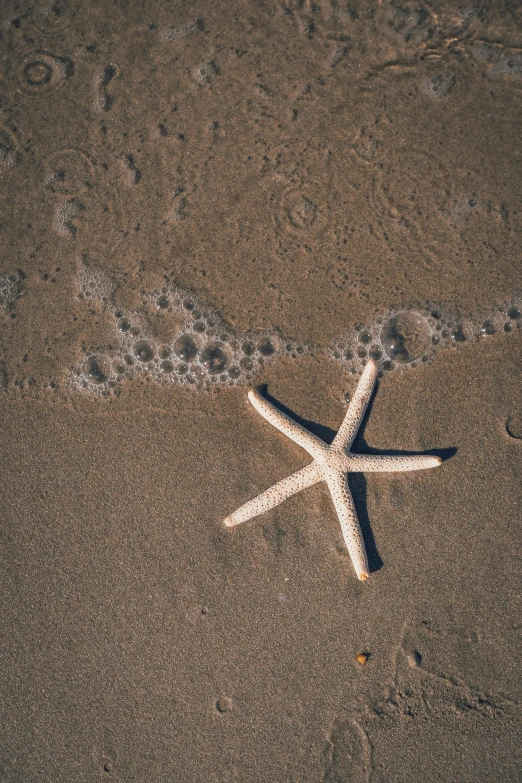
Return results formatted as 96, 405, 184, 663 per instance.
1, 1, 521, 781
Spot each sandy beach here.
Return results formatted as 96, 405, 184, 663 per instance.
1, 2, 521, 781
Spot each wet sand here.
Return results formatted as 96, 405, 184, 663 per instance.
1, 1, 522, 781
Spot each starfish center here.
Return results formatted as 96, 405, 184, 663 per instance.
316, 449, 349, 474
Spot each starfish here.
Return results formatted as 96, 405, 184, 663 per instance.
224, 359, 442, 580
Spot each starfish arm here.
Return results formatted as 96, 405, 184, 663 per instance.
325, 473, 369, 581
223, 462, 321, 527
248, 389, 326, 459
348, 454, 442, 472
332, 359, 378, 452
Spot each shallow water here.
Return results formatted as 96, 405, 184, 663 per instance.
1, 1, 522, 401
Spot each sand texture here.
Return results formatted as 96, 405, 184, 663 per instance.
1, 1, 521, 781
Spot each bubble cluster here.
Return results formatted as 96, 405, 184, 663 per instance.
69, 272, 522, 394
331, 311, 430, 375
159, 18, 204, 42
422, 73, 456, 98
94, 64, 119, 113
53, 198, 84, 237
0, 272, 23, 311
70, 276, 310, 394
330, 297, 522, 376
75, 263, 116, 304
477, 301, 522, 338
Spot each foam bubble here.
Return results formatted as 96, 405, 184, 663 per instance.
258, 336, 276, 356
160, 360, 174, 373
117, 318, 131, 332
85, 355, 109, 384
173, 334, 198, 362
380, 312, 433, 363
70, 350, 122, 395
481, 319, 496, 336
334, 310, 429, 373
199, 343, 229, 374
450, 324, 467, 343
134, 341, 154, 363
157, 295, 169, 309
65, 265, 521, 395
240, 357, 254, 371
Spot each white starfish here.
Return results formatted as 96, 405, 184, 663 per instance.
224, 359, 442, 580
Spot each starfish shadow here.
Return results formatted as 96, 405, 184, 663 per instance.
259, 384, 456, 575
352, 392, 457, 463
352, 392, 457, 573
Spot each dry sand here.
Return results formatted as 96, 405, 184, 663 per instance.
1, 1, 521, 781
